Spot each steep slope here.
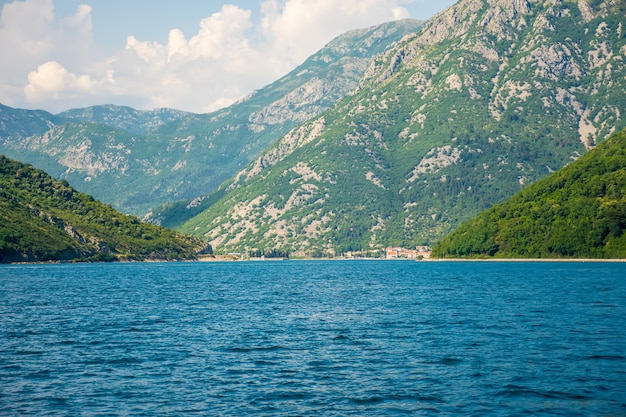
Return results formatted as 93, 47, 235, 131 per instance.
0, 155, 207, 263
431, 128, 626, 258
180, 0, 626, 256
0, 19, 421, 215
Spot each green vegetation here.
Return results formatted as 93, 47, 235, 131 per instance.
432, 128, 626, 259
2, 2, 625, 258
0, 155, 207, 263
179, 1, 626, 255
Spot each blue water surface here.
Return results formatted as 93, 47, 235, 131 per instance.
1, 260, 625, 415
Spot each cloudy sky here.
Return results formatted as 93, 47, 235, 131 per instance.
0, 0, 457, 114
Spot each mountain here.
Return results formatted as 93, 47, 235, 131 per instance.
0, 155, 207, 263
178, 0, 626, 256
0, 19, 422, 216
57, 105, 191, 135
431, 128, 626, 258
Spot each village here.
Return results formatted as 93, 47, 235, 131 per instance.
343, 246, 431, 260
219, 246, 433, 261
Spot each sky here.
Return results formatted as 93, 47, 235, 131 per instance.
0, 0, 457, 114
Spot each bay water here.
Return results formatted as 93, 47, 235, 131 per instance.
1, 260, 625, 415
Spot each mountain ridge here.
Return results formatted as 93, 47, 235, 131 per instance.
57, 105, 192, 135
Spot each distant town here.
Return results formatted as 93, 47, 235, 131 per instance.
384, 246, 431, 259
343, 246, 432, 260
217, 246, 433, 261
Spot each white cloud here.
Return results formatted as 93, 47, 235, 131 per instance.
167, 29, 188, 63
0, 0, 97, 109
25, 61, 96, 101
0, 0, 414, 113
187, 5, 252, 60
261, 0, 410, 67
125, 36, 163, 63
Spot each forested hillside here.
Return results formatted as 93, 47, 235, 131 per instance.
432, 128, 626, 258
0, 155, 207, 263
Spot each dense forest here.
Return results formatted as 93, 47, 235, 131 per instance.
432, 128, 626, 259
0, 155, 208, 263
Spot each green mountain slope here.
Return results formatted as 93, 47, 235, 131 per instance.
0, 20, 421, 216
179, 0, 626, 256
0, 155, 207, 263
432, 128, 626, 258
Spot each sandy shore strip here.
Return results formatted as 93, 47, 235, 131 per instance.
426, 257, 626, 263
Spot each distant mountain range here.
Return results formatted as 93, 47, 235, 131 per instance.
2, 0, 626, 259
0, 19, 422, 216
0, 155, 206, 263
432, 127, 626, 258
176, 0, 626, 255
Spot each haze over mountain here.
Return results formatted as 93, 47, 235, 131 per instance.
0, 19, 421, 216
177, 0, 626, 255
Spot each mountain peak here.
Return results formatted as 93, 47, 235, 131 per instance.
422, 0, 620, 45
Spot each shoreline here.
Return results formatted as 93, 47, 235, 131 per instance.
4, 256, 626, 265
425, 257, 626, 263
198, 256, 626, 263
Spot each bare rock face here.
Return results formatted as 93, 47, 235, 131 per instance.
248, 78, 334, 125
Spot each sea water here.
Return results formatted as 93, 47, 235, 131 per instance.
1, 261, 625, 415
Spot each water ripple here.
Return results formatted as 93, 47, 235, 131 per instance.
1, 261, 625, 415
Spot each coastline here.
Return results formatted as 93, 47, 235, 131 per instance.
426, 257, 626, 263
198, 256, 626, 263
4, 256, 626, 265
